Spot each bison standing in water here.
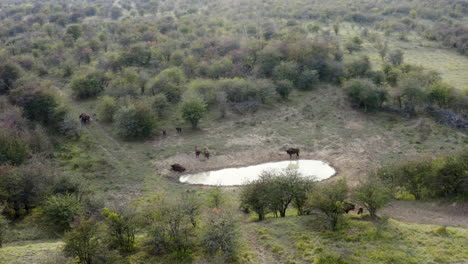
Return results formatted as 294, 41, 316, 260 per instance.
171, 164, 186, 172
286, 148, 300, 159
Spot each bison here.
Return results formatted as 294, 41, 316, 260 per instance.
286, 148, 300, 159
357, 207, 364, 215
343, 202, 355, 214
176, 127, 182, 134
79, 113, 90, 124
171, 164, 186, 172
195, 146, 201, 158
204, 147, 210, 159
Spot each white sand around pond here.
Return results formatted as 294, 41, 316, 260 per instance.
179, 160, 336, 186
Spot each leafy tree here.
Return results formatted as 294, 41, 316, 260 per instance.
346, 79, 387, 111
333, 24, 340, 35
102, 208, 136, 252
352, 177, 392, 218
97, 96, 117, 122
427, 83, 456, 108
0, 63, 20, 94
66, 24, 82, 40
0, 129, 29, 166
115, 104, 157, 139
275, 79, 293, 99
149, 67, 185, 103
110, 7, 123, 20
151, 94, 169, 117
272, 61, 300, 84
181, 97, 207, 129
43, 194, 84, 231
345, 36, 363, 53
0, 211, 7, 248
64, 218, 99, 264
202, 211, 239, 260
346, 56, 372, 78
71, 72, 109, 99
240, 173, 271, 221
297, 69, 319, 91
306, 178, 348, 231
388, 50, 404, 66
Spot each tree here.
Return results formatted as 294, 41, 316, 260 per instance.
97, 96, 117, 122
149, 67, 186, 103
333, 24, 340, 35
275, 80, 293, 100
0, 129, 29, 166
115, 104, 157, 139
240, 173, 271, 221
0, 63, 20, 94
181, 97, 207, 129
43, 194, 84, 231
306, 178, 348, 231
297, 69, 319, 91
66, 24, 82, 40
202, 211, 239, 261
388, 50, 404, 66
272, 61, 300, 84
346, 79, 387, 112
345, 36, 362, 53
346, 56, 372, 78
0, 212, 7, 248
102, 208, 136, 252
427, 83, 456, 108
352, 177, 392, 218
64, 218, 99, 264
71, 72, 108, 99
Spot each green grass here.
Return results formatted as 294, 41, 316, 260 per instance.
0, 240, 64, 264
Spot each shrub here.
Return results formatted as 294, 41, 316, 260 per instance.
151, 94, 169, 117
149, 67, 185, 103
64, 218, 99, 264
352, 177, 392, 218
115, 104, 157, 139
181, 97, 207, 129
306, 178, 348, 231
253, 79, 276, 104
297, 69, 319, 91
97, 96, 117, 122
388, 50, 404, 66
272, 61, 300, 84
240, 174, 271, 221
202, 211, 239, 260
427, 83, 456, 108
0, 63, 21, 94
275, 79, 293, 100
43, 194, 84, 231
0, 212, 7, 248
102, 208, 136, 252
0, 129, 29, 165
71, 72, 108, 99
346, 79, 387, 112
66, 24, 82, 40
346, 56, 372, 78
187, 79, 219, 106
345, 36, 363, 53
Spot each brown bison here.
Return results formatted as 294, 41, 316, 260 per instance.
171, 164, 186, 172
357, 207, 364, 215
286, 148, 300, 159
195, 146, 201, 158
79, 113, 91, 124
204, 147, 210, 159
343, 202, 355, 214
176, 127, 182, 134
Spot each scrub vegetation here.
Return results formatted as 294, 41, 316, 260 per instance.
0, 0, 467, 263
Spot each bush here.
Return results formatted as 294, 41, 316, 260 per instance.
0, 129, 29, 165
115, 104, 157, 139
346, 79, 387, 112
151, 94, 169, 118
345, 36, 362, 53
0, 213, 7, 248
202, 211, 239, 261
272, 61, 300, 84
306, 178, 347, 231
346, 56, 372, 78
102, 208, 136, 252
297, 69, 319, 91
43, 194, 84, 231
149, 67, 185, 103
181, 97, 207, 129
388, 50, 404, 66
66, 24, 82, 40
64, 218, 99, 264
97, 96, 117, 122
71, 72, 108, 99
352, 177, 392, 218
275, 79, 293, 100
0, 63, 21, 94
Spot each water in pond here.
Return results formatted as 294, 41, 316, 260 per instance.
179, 160, 336, 186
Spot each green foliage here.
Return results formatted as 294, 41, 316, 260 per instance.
377, 149, 468, 199
71, 72, 108, 99
272, 61, 300, 84
97, 96, 117, 122
102, 208, 136, 253
352, 177, 392, 218
64, 218, 99, 264
187, 79, 219, 106
307, 178, 348, 231
149, 67, 185, 103
345, 36, 363, 53
43, 194, 84, 231
151, 94, 169, 117
346, 79, 387, 111
315, 252, 349, 264
202, 211, 240, 261
115, 104, 157, 139
427, 83, 456, 108
181, 97, 207, 129
346, 56, 372, 78
297, 69, 319, 91
276, 79, 293, 99
0, 63, 21, 94
0, 129, 29, 166
388, 50, 404, 66
66, 24, 82, 40
0, 212, 7, 248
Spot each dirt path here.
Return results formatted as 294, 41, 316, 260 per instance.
242, 222, 281, 264
381, 200, 468, 228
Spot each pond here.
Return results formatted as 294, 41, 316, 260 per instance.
179, 160, 336, 186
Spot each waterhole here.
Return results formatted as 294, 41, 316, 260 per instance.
179, 160, 336, 186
